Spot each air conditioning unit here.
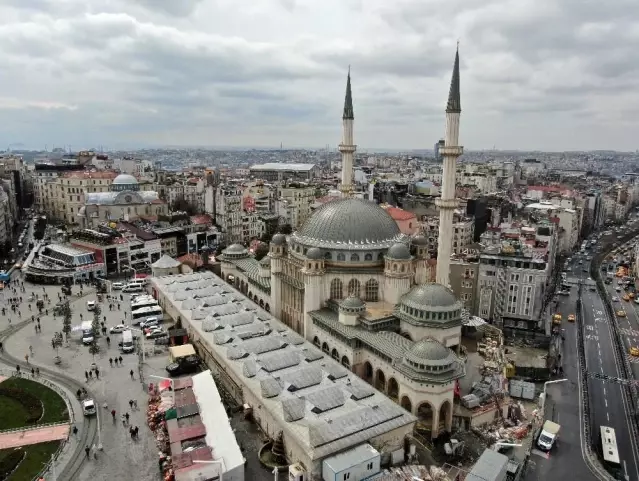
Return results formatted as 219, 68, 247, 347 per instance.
289, 463, 307, 481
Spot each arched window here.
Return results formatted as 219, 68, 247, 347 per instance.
364, 253, 372, 261
330, 279, 344, 299
350, 253, 360, 261
365, 279, 379, 302
337, 253, 345, 261
324, 252, 332, 260
348, 279, 360, 297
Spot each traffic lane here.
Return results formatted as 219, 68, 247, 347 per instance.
582, 291, 639, 480
529, 382, 598, 481
602, 281, 639, 382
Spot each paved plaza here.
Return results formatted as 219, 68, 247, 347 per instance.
0, 423, 70, 450
1, 276, 166, 481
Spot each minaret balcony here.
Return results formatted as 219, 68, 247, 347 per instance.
439, 146, 464, 156
338, 143, 357, 153
435, 198, 459, 209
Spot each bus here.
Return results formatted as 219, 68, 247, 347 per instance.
130, 295, 158, 311
132, 306, 164, 325
600, 426, 621, 475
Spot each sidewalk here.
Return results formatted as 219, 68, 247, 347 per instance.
0, 424, 70, 450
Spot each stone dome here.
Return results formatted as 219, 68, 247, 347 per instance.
412, 234, 428, 246
271, 233, 286, 245
339, 295, 366, 313
306, 247, 322, 260
113, 174, 138, 185
400, 283, 461, 311
404, 338, 455, 367
386, 242, 411, 260
223, 244, 249, 259
292, 198, 401, 248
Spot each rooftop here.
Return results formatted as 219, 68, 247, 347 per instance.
152, 272, 416, 461
250, 163, 317, 172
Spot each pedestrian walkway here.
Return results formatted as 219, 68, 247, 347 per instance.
0, 423, 70, 449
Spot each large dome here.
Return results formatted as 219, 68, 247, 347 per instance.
400, 283, 461, 311
113, 174, 138, 185
292, 198, 401, 248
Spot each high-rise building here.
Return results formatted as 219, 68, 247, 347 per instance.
435, 48, 463, 287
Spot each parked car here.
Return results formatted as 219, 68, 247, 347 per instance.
146, 330, 168, 340
111, 282, 124, 290
86, 300, 96, 311
139, 317, 159, 329
166, 355, 200, 377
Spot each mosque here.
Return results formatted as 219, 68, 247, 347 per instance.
220, 48, 465, 438
78, 174, 168, 228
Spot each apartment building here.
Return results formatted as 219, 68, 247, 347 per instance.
275, 182, 315, 229
419, 214, 474, 255
215, 185, 265, 244
523, 201, 579, 254
477, 221, 557, 335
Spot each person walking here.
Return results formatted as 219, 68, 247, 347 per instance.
119, 356, 123, 364
88, 370, 93, 380
72, 426, 78, 436
129, 399, 134, 410
111, 409, 116, 422
125, 412, 130, 424
95, 368, 100, 380
29, 345, 33, 355
85, 370, 89, 382
109, 358, 113, 367
85, 446, 90, 459
121, 414, 126, 426
129, 369, 134, 380
134, 426, 139, 438
25, 354, 29, 364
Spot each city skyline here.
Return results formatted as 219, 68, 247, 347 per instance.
0, 0, 638, 151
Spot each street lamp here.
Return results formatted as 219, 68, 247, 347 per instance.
192, 459, 226, 481
539, 378, 568, 415
149, 375, 175, 405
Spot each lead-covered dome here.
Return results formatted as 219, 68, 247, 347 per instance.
113, 174, 138, 185
387, 242, 411, 260
406, 338, 453, 364
397, 283, 463, 328
292, 198, 401, 249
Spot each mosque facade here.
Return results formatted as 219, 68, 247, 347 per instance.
220, 48, 465, 438
77, 174, 168, 228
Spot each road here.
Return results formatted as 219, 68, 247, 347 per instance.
572, 256, 639, 481
523, 281, 597, 481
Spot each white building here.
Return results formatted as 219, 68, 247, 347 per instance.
151, 271, 416, 480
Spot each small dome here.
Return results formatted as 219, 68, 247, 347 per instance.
401, 283, 460, 310
271, 233, 287, 245
386, 242, 411, 260
113, 174, 138, 185
306, 247, 322, 260
339, 295, 366, 311
224, 244, 248, 254
404, 338, 454, 366
412, 235, 428, 246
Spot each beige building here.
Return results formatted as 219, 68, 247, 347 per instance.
276, 182, 315, 229
57, 171, 119, 224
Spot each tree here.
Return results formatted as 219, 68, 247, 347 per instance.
92, 304, 102, 339
254, 244, 269, 261
278, 224, 293, 235
61, 302, 72, 342
51, 333, 63, 355
88, 340, 100, 359
170, 196, 198, 215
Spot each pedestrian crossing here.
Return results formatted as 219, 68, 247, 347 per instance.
618, 327, 639, 338
626, 354, 639, 364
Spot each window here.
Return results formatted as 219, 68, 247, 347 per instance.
330, 279, 343, 299
350, 253, 360, 261
527, 275, 534, 283
365, 279, 379, 302
348, 278, 360, 297
343, 473, 351, 480
510, 274, 520, 282
367, 462, 373, 470
364, 253, 372, 261
337, 253, 345, 261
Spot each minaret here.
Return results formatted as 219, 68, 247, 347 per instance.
339, 68, 356, 197
435, 47, 463, 287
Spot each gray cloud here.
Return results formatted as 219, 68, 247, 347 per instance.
0, 0, 637, 150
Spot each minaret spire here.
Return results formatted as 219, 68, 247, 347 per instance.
446, 45, 461, 113
339, 68, 356, 197
343, 66, 354, 120
435, 47, 464, 287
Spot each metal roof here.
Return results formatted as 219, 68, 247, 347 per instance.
151, 272, 416, 461
250, 163, 317, 172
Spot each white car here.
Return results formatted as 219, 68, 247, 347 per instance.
111, 282, 124, 290
109, 324, 127, 334
82, 399, 96, 416
86, 300, 96, 311
612, 296, 619, 302
139, 317, 159, 329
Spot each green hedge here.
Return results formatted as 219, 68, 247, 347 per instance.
0, 450, 26, 479
0, 387, 43, 424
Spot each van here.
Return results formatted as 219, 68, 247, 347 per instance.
123, 284, 143, 293
111, 282, 124, 290
86, 300, 96, 311
120, 330, 135, 353
129, 279, 147, 286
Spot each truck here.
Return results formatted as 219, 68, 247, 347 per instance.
537, 420, 560, 451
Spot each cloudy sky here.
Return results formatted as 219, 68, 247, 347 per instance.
0, 0, 637, 151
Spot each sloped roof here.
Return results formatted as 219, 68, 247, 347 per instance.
152, 254, 181, 269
